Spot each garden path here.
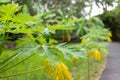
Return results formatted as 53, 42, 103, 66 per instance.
100, 42, 120, 80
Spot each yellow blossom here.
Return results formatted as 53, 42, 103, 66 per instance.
72, 57, 77, 62
81, 38, 86, 44
87, 51, 93, 57
106, 37, 112, 42
87, 49, 102, 61
48, 66, 55, 78
67, 35, 71, 42
108, 32, 112, 37
43, 60, 72, 80
44, 60, 50, 66
55, 62, 72, 80
41, 60, 50, 72
93, 49, 102, 61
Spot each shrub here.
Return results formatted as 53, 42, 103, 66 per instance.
0, 4, 111, 80
99, 5, 120, 40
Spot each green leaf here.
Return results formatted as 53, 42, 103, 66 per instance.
48, 25, 74, 31
57, 43, 86, 60
18, 42, 40, 56
0, 4, 21, 20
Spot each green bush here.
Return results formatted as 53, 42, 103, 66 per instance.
99, 5, 120, 40
0, 4, 111, 80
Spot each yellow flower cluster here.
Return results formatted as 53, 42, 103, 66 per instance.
44, 60, 72, 80
81, 38, 86, 44
72, 57, 77, 62
106, 37, 112, 42
42, 60, 55, 78
55, 62, 72, 80
108, 32, 112, 37
88, 49, 102, 61
106, 32, 112, 42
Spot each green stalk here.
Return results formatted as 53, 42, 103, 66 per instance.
0, 52, 19, 70
94, 59, 97, 79
0, 66, 45, 78
0, 53, 35, 73
0, 52, 18, 64
87, 57, 90, 80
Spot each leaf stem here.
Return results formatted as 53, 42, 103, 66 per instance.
0, 52, 19, 70
0, 53, 35, 73
0, 52, 18, 64
0, 66, 45, 78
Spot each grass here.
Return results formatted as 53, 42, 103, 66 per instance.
0, 43, 107, 80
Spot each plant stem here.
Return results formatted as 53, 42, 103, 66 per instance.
0, 52, 19, 70
94, 59, 97, 79
0, 53, 18, 70
0, 53, 35, 73
87, 57, 90, 80
0, 66, 45, 78
0, 52, 18, 64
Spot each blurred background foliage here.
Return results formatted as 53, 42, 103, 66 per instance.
0, 0, 119, 42
99, 5, 120, 41
0, 0, 118, 16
